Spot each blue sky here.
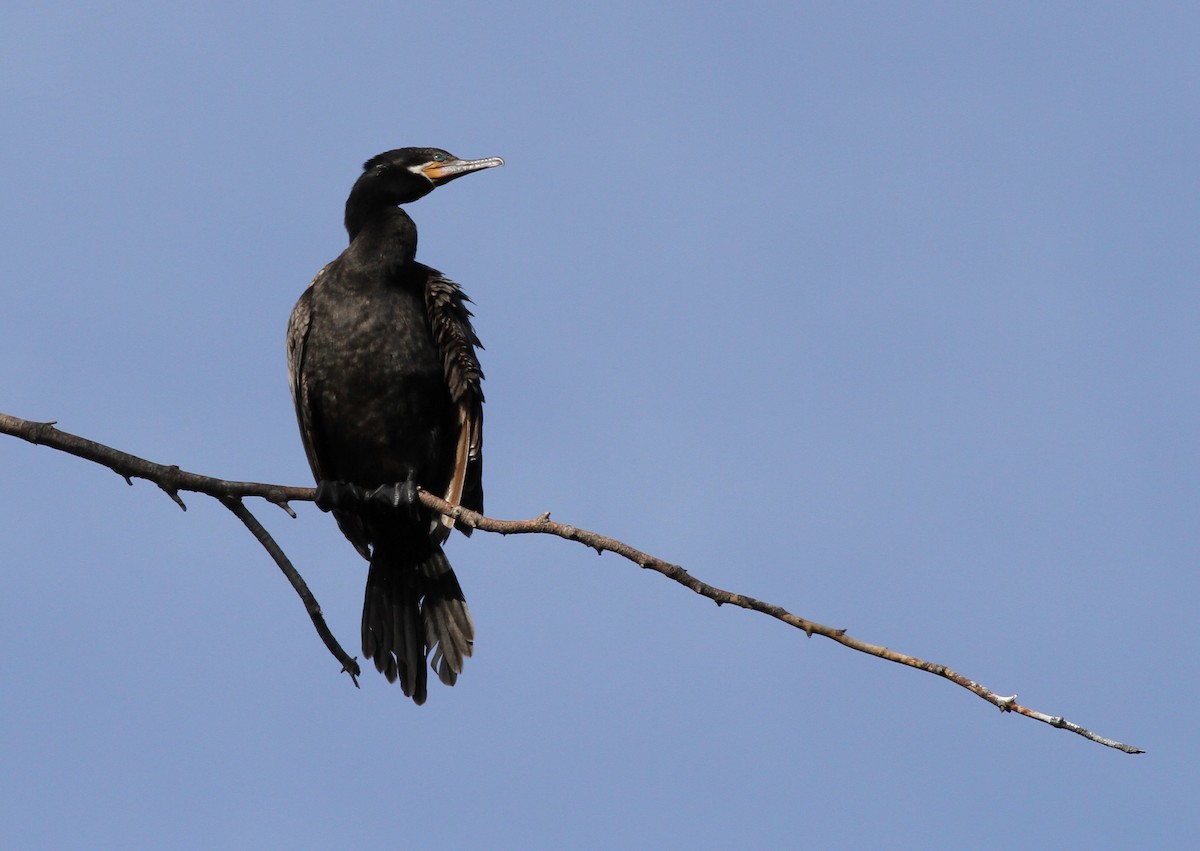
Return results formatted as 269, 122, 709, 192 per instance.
1, 2, 1195, 847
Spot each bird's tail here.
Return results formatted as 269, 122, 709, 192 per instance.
361, 542, 474, 705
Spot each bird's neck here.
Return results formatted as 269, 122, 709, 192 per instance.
344, 206, 418, 270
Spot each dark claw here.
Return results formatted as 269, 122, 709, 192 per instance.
365, 484, 399, 507
315, 480, 367, 512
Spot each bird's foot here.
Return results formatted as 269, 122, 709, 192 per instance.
314, 478, 421, 521
314, 480, 367, 512
365, 479, 421, 522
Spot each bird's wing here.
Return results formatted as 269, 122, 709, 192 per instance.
425, 270, 485, 536
288, 264, 371, 558
286, 283, 319, 473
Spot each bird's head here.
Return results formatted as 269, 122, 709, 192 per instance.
355, 147, 505, 205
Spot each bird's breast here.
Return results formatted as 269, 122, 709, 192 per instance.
303, 278, 453, 484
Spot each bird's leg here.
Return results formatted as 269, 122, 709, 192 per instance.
365, 472, 420, 522
314, 480, 368, 512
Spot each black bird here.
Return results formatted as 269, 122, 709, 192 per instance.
287, 147, 502, 703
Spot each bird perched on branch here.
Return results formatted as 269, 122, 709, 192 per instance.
286, 147, 503, 703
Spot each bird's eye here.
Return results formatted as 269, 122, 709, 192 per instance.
432, 154, 445, 162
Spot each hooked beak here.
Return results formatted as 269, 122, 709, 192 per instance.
422, 156, 505, 185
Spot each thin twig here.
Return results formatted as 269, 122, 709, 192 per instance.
0, 410, 1143, 753
220, 496, 360, 684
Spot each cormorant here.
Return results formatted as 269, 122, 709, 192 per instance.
286, 147, 503, 703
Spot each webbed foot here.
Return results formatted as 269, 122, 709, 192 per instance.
365, 478, 420, 522
315, 480, 367, 512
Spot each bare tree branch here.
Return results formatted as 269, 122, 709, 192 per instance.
0, 412, 312, 512
0, 412, 354, 676
0, 410, 1143, 754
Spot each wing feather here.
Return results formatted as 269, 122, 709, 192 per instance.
425, 270, 485, 534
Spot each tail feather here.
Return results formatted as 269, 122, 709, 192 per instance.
418, 552, 475, 685
362, 543, 473, 704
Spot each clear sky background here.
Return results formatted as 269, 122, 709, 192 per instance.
1, 3, 1194, 848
